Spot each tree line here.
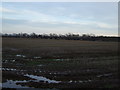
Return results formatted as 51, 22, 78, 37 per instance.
2, 33, 120, 42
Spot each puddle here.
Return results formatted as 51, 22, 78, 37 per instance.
12, 60, 16, 62
24, 74, 61, 83
55, 59, 63, 61
97, 73, 112, 78
2, 80, 59, 90
3, 59, 16, 63
11, 48, 18, 51
16, 54, 26, 58
34, 57, 41, 59
54, 59, 70, 61
3, 60, 8, 63
69, 79, 92, 83
2, 68, 17, 71
16, 63, 24, 66
37, 64, 44, 67
1, 67, 26, 72
2, 80, 30, 88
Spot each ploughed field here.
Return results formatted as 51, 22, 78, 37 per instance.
2, 38, 119, 89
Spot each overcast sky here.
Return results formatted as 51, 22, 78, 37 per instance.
1, 2, 118, 36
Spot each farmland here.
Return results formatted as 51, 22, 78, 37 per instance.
2, 37, 119, 89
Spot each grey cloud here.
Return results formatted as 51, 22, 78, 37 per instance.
2, 18, 29, 25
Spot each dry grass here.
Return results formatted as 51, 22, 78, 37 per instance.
2, 37, 118, 58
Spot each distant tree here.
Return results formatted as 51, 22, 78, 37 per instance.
30, 33, 38, 38
2, 32, 120, 42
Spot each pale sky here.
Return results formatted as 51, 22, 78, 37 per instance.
1, 2, 118, 36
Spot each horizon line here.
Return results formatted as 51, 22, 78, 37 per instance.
1, 32, 119, 37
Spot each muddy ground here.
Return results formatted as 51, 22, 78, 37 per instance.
1, 38, 119, 89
